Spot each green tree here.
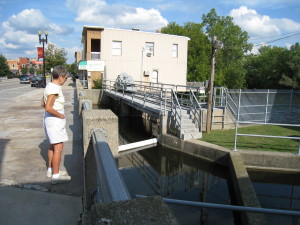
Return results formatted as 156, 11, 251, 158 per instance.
21, 67, 28, 74
29, 67, 35, 74
202, 8, 253, 88
244, 46, 290, 89
67, 63, 78, 75
161, 22, 211, 82
45, 43, 67, 73
279, 43, 300, 89
0, 54, 10, 77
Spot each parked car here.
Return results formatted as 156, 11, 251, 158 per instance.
19, 74, 30, 84
31, 75, 44, 87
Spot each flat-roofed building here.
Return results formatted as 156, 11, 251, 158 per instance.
80, 26, 189, 88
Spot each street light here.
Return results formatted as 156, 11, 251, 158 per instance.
38, 30, 48, 87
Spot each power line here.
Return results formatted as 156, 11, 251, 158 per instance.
253, 32, 300, 47
249, 30, 300, 41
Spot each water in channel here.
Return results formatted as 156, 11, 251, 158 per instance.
99, 104, 300, 225
117, 115, 236, 225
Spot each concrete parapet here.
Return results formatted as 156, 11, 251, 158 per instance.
229, 152, 268, 225
161, 134, 230, 166
82, 110, 119, 157
240, 150, 300, 172
90, 196, 179, 225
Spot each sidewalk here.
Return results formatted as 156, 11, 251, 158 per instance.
0, 79, 83, 225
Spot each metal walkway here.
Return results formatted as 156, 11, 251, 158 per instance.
102, 80, 205, 140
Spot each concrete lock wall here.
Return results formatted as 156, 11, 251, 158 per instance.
77, 84, 179, 225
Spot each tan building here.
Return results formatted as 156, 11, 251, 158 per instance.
80, 26, 189, 88
7, 59, 19, 75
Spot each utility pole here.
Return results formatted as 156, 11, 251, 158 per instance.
206, 36, 221, 134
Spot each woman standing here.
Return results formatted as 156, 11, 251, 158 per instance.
42, 65, 71, 184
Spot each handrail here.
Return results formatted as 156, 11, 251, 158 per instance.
136, 195, 300, 221
102, 79, 205, 138
189, 88, 202, 132
171, 89, 182, 138
92, 130, 131, 203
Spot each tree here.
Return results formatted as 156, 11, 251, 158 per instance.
45, 43, 67, 73
21, 67, 28, 74
280, 43, 300, 89
67, 63, 78, 75
244, 46, 291, 89
29, 67, 35, 74
202, 9, 253, 88
0, 55, 10, 77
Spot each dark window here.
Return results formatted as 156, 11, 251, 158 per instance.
91, 39, 100, 52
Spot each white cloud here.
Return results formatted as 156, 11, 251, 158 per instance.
229, 6, 300, 37
66, 0, 168, 31
0, 8, 74, 59
224, 0, 298, 8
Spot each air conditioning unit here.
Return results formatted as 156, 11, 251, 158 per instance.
146, 52, 152, 57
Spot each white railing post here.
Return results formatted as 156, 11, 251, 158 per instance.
233, 89, 242, 151
264, 89, 270, 123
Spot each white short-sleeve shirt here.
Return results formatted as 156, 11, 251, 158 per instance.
44, 82, 65, 111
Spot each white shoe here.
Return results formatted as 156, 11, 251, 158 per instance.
51, 174, 71, 184
47, 170, 68, 178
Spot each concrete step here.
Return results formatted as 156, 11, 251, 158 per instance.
181, 132, 202, 140
181, 123, 196, 129
182, 128, 200, 134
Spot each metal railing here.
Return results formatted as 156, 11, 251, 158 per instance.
91, 130, 131, 203
102, 79, 204, 136
232, 89, 300, 153
136, 195, 300, 225
171, 89, 182, 138
81, 98, 131, 203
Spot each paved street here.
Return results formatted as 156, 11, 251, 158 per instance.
0, 79, 83, 225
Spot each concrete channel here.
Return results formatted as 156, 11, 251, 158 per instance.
77, 79, 300, 225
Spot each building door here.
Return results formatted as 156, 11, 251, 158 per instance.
152, 70, 158, 83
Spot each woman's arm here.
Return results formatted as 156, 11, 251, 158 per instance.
41, 96, 45, 108
45, 94, 65, 119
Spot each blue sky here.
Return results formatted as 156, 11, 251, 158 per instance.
0, 0, 299, 63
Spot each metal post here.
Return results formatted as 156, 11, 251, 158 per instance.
264, 89, 270, 123
233, 89, 242, 151
42, 41, 46, 87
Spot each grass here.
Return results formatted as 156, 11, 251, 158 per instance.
201, 125, 300, 154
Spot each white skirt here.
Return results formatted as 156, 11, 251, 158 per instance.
43, 110, 68, 144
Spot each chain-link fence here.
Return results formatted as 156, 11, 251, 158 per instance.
226, 89, 300, 124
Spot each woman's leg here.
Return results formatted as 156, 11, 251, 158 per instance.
52, 142, 64, 175
48, 144, 54, 169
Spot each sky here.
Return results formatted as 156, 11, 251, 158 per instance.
0, 0, 300, 64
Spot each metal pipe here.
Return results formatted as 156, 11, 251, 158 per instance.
237, 133, 300, 140
135, 195, 300, 217
118, 138, 158, 152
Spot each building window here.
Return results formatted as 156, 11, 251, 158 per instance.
145, 42, 154, 56
172, 44, 178, 58
91, 39, 101, 59
112, 41, 122, 56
